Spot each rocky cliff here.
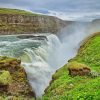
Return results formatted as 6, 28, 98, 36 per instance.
0, 56, 35, 99
0, 8, 69, 35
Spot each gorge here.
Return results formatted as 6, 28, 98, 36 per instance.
0, 8, 100, 100
0, 8, 69, 34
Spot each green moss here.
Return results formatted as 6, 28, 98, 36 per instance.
67, 61, 90, 69
0, 70, 12, 85
0, 56, 17, 63
0, 8, 40, 16
43, 33, 100, 100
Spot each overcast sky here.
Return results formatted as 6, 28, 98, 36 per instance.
0, 0, 100, 20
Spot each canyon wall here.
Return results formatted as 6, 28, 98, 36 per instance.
0, 13, 70, 35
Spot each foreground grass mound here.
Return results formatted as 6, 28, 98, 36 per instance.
43, 33, 100, 100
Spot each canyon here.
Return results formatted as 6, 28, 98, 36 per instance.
0, 8, 70, 35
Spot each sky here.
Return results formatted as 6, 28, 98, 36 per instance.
0, 0, 100, 21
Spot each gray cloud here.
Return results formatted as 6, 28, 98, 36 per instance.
0, 0, 100, 20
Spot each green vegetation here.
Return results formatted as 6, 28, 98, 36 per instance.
73, 33, 100, 72
0, 8, 40, 16
0, 56, 17, 63
0, 70, 12, 85
42, 33, 100, 100
67, 61, 90, 69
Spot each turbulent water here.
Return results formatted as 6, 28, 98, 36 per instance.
0, 22, 96, 97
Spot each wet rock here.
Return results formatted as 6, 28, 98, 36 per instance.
17, 35, 47, 41
68, 62, 91, 76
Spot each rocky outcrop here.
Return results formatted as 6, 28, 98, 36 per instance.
17, 34, 47, 40
0, 56, 35, 100
68, 62, 91, 76
0, 8, 70, 35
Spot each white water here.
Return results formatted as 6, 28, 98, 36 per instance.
0, 21, 96, 98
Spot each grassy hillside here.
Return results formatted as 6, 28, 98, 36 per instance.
42, 33, 100, 100
0, 8, 40, 16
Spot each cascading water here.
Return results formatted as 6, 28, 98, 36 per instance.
0, 22, 94, 98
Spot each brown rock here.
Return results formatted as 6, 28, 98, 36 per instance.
68, 62, 91, 76
0, 56, 35, 99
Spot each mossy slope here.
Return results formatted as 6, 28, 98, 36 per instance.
43, 33, 100, 100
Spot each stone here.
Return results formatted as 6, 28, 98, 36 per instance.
68, 62, 91, 76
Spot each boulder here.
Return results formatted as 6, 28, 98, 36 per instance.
68, 62, 91, 76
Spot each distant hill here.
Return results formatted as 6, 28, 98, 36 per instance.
0, 8, 70, 35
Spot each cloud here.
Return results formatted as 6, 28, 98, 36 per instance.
0, 0, 100, 20
46, 10, 100, 21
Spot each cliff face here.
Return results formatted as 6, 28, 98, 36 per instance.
0, 56, 35, 99
0, 10, 69, 35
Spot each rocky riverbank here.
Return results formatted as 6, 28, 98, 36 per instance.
0, 56, 35, 100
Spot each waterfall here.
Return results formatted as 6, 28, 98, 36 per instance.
21, 34, 62, 97
21, 22, 91, 97
0, 22, 93, 98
